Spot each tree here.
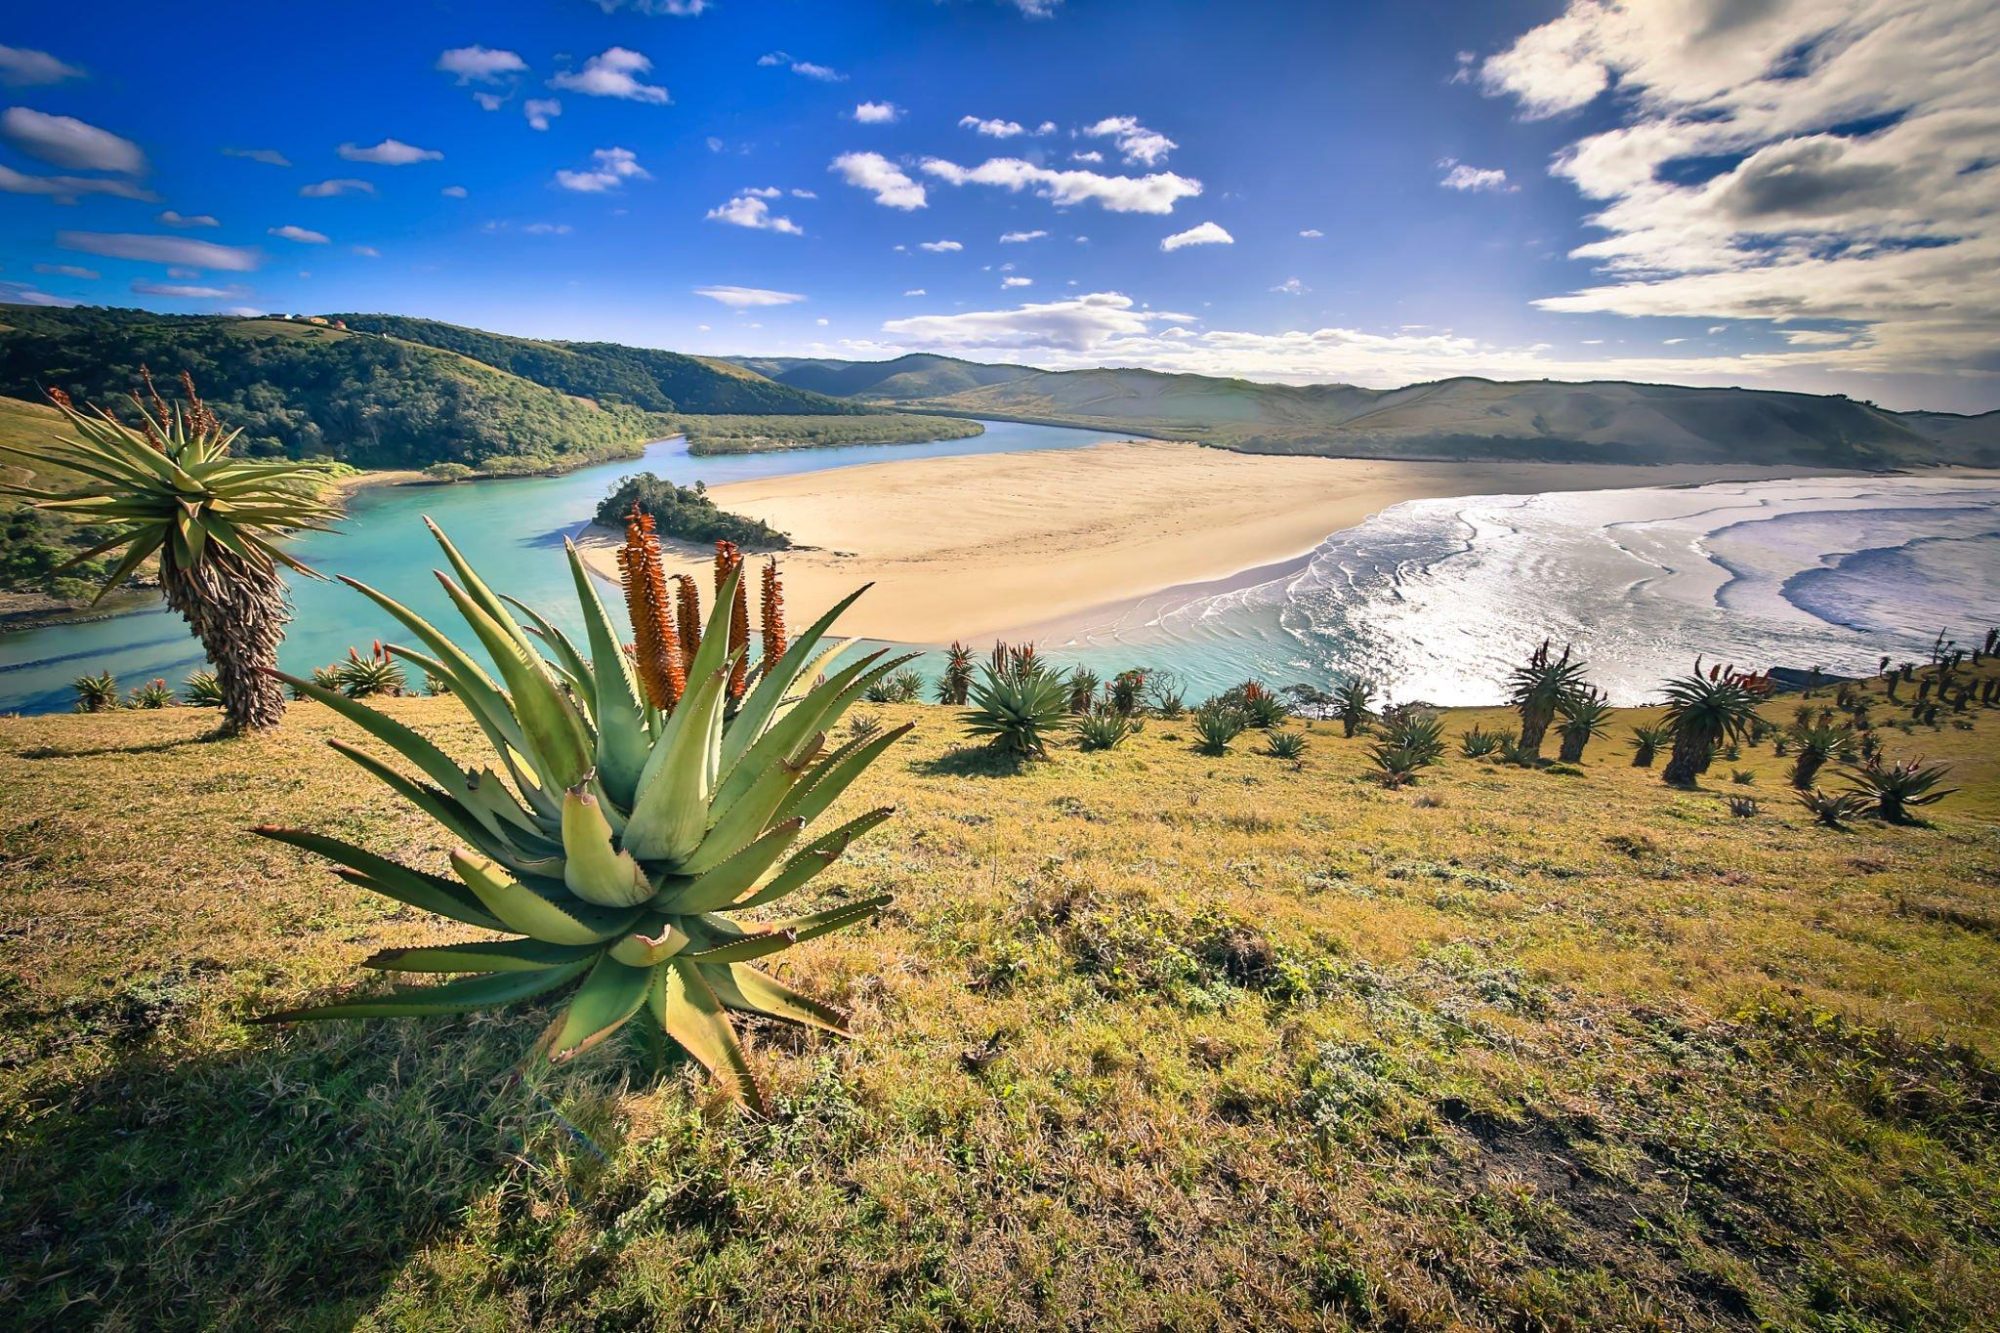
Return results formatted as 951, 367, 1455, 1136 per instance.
0, 376, 337, 733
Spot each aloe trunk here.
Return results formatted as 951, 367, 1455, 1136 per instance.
162, 543, 291, 734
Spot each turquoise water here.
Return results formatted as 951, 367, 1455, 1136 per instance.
0, 419, 1133, 715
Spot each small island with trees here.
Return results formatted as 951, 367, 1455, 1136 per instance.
595, 472, 792, 549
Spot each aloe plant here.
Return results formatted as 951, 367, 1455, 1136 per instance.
1786, 722, 1854, 789
1192, 702, 1244, 755
1076, 708, 1139, 751
1627, 723, 1671, 767
0, 375, 337, 733
255, 520, 912, 1111
1458, 726, 1503, 758
936, 641, 975, 705
183, 669, 224, 708
72, 670, 119, 713
1507, 641, 1588, 756
1263, 729, 1308, 761
1842, 757, 1956, 824
1660, 660, 1770, 787
1332, 676, 1376, 738
963, 652, 1070, 758
332, 643, 408, 698
1555, 687, 1614, 763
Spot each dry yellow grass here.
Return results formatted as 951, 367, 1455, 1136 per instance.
2, 668, 1998, 1328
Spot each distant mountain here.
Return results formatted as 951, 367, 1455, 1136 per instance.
756, 356, 2000, 469
730, 353, 1037, 401
335, 314, 863, 417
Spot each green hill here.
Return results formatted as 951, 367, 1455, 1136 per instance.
334, 314, 865, 417
767, 355, 1999, 468
731, 352, 1037, 401
0, 305, 663, 471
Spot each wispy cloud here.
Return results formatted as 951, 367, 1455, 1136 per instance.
300, 178, 374, 198
1002, 275, 1033, 287
759, 51, 844, 81
0, 164, 154, 203
830, 151, 927, 209
960, 115, 1025, 138
269, 225, 329, 244
0, 107, 145, 172
922, 156, 1200, 214
1437, 158, 1513, 192
0, 44, 84, 87
132, 280, 247, 299
339, 138, 443, 165
1000, 229, 1048, 243
551, 48, 670, 103
524, 99, 561, 131
1079, 115, 1176, 167
918, 239, 963, 252
222, 147, 289, 167
159, 210, 219, 227
34, 263, 98, 279
58, 230, 261, 271
436, 46, 526, 83
695, 284, 806, 307
853, 101, 901, 124
706, 193, 803, 234
554, 146, 650, 192
1161, 221, 1233, 250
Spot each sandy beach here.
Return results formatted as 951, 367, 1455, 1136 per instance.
577, 440, 1848, 644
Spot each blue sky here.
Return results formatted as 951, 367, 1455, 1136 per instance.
3, 1, 1996, 411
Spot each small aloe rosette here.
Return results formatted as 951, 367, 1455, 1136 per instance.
256, 516, 915, 1111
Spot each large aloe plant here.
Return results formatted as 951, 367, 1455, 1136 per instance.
256, 520, 914, 1111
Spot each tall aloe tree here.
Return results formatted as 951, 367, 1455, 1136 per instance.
0, 377, 336, 733
257, 520, 913, 1111
1659, 659, 1770, 787
1507, 640, 1589, 756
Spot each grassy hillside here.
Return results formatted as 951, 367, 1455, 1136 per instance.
4, 659, 1998, 1327
334, 314, 867, 417
0, 305, 661, 472
673, 411, 984, 455
772, 355, 1998, 468
733, 352, 1038, 401
0, 393, 132, 607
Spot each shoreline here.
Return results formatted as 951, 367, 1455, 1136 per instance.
575, 439, 1877, 645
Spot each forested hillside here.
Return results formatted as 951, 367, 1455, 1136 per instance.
333, 314, 864, 417
0, 307, 658, 472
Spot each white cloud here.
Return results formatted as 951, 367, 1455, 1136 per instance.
353, 245, 381, 257
1000, 229, 1048, 243
33, 263, 97, 279
339, 138, 443, 165
0, 164, 153, 203
816, 317, 830, 326
525, 99, 561, 130
1080, 115, 1176, 167
132, 280, 245, 299
695, 285, 806, 307
592, 0, 711, 12
1006, 0, 1062, 18
1160, 221, 1233, 250
918, 239, 964, 252
300, 177, 374, 197
1002, 275, 1033, 287
921, 156, 1201, 214
0, 45, 83, 87
882, 291, 1162, 351
1070, 150, 1103, 164
960, 115, 1025, 138
58, 231, 260, 271
760, 52, 844, 81
1438, 157, 1513, 192
0, 107, 144, 172
1271, 277, 1307, 295
555, 146, 649, 192
1298, 228, 1323, 238
551, 48, 671, 103
791, 188, 816, 199
474, 92, 506, 111
269, 224, 329, 244
743, 186, 782, 198
0, 282, 77, 307
1035, 121, 1057, 135
853, 101, 901, 124
442, 185, 469, 198
1478, 0, 2000, 385
436, 46, 526, 83
158, 210, 219, 227
830, 151, 927, 209
706, 193, 803, 234
223, 147, 289, 166
904, 288, 926, 296
523, 222, 572, 235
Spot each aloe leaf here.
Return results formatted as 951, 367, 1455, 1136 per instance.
544, 956, 655, 1061
253, 826, 503, 930
621, 665, 728, 863
709, 649, 888, 816
658, 961, 762, 1112
452, 850, 641, 946
560, 783, 654, 907
693, 730, 822, 863
503, 594, 595, 715
436, 574, 593, 794
566, 540, 651, 806
682, 896, 890, 963
363, 938, 597, 973
661, 817, 804, 913
727, 807, 893, 911
777, 722, 914, 829
719, 583, 872, 774
257, 959, 591, 1022
337, 577, 527, 759
609, 925, 691, 966
700, 962, 851, 1036
326, 740, 561, 874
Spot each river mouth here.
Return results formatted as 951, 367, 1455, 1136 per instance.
0, 420, 1146, 716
